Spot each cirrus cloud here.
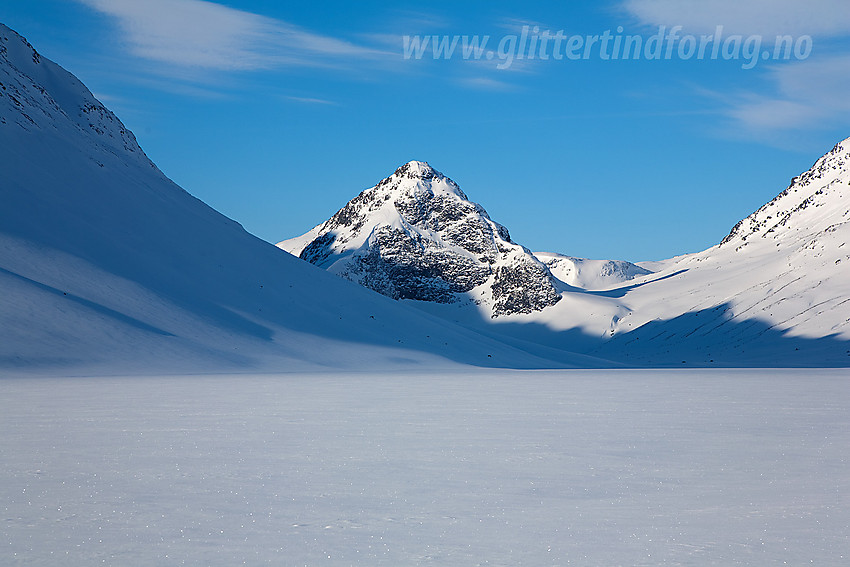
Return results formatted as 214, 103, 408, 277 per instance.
621, 0, 850, 38
725, 56, 850, 131
78, 0, 391, 71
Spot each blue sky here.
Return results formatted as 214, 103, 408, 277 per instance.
3, 0, 850, 261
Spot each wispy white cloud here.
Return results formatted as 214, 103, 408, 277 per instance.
456, 77, 517, 91
620, 1, 850, 142
79, 0, 533, 94
726, 98, 822, 131
285, 96, 338, 106
497, 18, 555, 34
78, 0, 391, 71
692, 56, 850, 141
391, 10, 454, 33
621, 0, 850, 38
728, 56, 850, 130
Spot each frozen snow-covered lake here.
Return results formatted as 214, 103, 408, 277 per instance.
2, 369, 848, 566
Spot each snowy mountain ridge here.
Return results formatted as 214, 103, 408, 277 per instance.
0, 23, 152, 169
720, 138, 849, 250
587, 136, 850, 364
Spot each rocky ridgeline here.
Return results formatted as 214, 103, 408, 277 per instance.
721, 138, 850, 249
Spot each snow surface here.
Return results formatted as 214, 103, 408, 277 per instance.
2, 369, 849, 566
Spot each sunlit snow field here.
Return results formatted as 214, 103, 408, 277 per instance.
2, 370, 849, 566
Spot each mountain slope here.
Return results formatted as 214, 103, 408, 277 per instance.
279, 161, 562, 317
0, 23, 596, 373
598, 137, 850, 364
495, 138, 850, 366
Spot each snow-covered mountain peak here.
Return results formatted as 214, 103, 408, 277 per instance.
279, 162, 561, 317
395, 160, 437, 179
787, 137, 849, 191
377, 159, 469, 202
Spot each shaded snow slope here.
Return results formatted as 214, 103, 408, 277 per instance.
0, 23, 600, 373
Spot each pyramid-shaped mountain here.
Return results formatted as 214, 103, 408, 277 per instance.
279, 161, 562, 317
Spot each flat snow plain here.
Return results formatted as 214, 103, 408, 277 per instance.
2, 370, 848, 566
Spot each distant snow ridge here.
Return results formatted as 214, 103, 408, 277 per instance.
534, 252, 651, 290
279, 161, 562, 317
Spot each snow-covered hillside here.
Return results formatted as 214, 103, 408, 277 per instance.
720, 140, 849, 250
597, 137, 850, 365
0, 23, 595, 373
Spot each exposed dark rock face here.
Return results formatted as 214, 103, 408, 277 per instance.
491, 262, 562, 317
280, 161, 562, 317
